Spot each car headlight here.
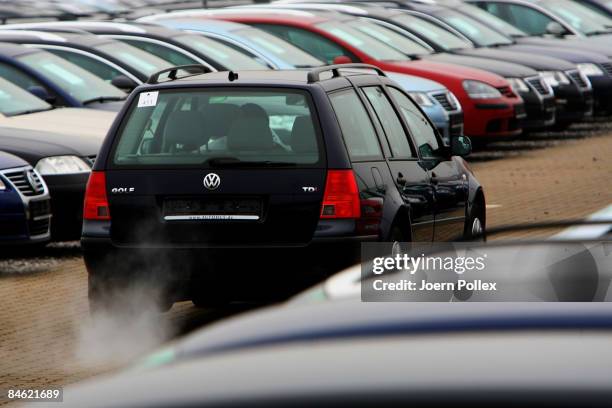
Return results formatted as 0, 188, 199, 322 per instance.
506, 78, 529, 94
462, 80, 502, 99
408, 92, 434, 107
539, 71, 570, 87
35, 156, 91, 175
577, 63, 604, 77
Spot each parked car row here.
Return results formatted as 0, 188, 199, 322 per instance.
1, 0, 612, 249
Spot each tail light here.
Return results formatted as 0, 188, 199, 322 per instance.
84, 171, 110, 220
320, 170, 361, 219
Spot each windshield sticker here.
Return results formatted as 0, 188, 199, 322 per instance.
138, 91, 158, 108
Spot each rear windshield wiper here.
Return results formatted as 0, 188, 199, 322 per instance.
82, 96, 126, 105
206, 157, 297, 167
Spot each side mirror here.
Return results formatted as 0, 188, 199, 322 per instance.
546, 21, 567, 37
111, 75, 137, 92
27, 86, 55, 104
332, 55, 353, 65
451, 135, 472, 157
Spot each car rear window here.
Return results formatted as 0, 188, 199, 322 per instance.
112, 88, 322, 167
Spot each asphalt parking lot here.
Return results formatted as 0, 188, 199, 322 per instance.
1, 121, 612, 406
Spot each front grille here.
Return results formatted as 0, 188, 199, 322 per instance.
431, 92, 459, 112
28, 217, 50, 237
448, 112, 464, 137
526, 77, 552, 96
600, 62, 612, 76
1, 167, 45, 197
29, 199, 51, 219
567, 70, 590, 89
497, 86, 514, 98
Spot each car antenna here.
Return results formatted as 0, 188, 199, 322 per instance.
228, 71, 239, 82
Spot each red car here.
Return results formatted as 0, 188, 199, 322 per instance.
163, 9, 525, 140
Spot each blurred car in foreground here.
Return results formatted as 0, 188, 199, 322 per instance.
0, 150, 51, 245
42, 232, 612, 407
0, 42, 126, 111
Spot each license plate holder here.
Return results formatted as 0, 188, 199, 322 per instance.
163, 197, 262, 221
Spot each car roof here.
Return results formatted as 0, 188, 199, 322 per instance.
0, 29, 115, 48
0, 21, 185, 38
0, 41, 41, 58
154, 8, 334, 25
139, 67, 387, 89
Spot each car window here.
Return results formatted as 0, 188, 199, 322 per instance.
254, 24, 356, 65
47, 49, 124, 83
17, 51, 125, 102
392, 14, 473, 51
362, 86, 414, 158
0, 76, 51, 116
329, 88, 383, 161
482, 3, 556, 35
113, 89, 322, 167
121, 39, 198, 67
388, 87, 440, 158
233, 26, 324, 68
438, 9, 514, 46
0, 61, 46, 90
174, 34, 270, 70
94, 42, 173, 76
346, 19, 432, 57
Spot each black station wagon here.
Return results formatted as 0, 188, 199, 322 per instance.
82, 64, 485, 310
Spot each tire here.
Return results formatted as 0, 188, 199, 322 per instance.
464, 199, 486, 241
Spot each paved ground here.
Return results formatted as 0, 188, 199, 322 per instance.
1, 123, 611, 406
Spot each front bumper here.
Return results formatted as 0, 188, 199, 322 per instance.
554, 85, 594, 124
43, 172, 89, 241
519, 92, 556, 130
589, 75, 612, 115
462, 97, 524, 139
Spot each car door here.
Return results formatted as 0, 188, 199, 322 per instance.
358, 84, 435, 242
387, 86, 468, 241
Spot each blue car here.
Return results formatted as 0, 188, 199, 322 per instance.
0, 151, 51, 245
140, 17, 464, 143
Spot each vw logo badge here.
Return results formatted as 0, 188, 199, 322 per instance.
203, 173, 221, 190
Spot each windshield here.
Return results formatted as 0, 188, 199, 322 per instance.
95, 42, 173, 76
174, 34, 269, 70
16, 51, 125, 103
458, 3, 528, 37
437, 9, 515, 46
346, 18, 432, 56
113, 89, 322, 167
540, 0, 612, 35
0, 76, 52, 116
232, 27, 324, 67
316, 21, 410, 61
392, 13, 473, 51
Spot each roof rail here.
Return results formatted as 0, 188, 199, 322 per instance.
307, 63, 386, 83
147, 64, 213, 85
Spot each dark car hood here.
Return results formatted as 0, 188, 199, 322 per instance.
0, 150, 28, 170
0, 126, 100, 165
426, 53, 538, 77
503, 44, 610, 64
458, 48, 576, 71
84, 100, 125, 112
